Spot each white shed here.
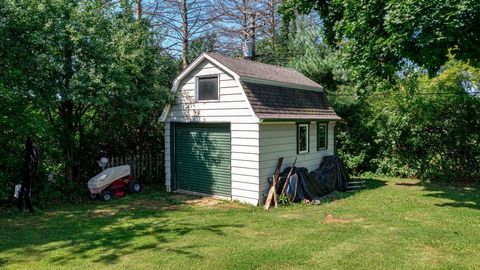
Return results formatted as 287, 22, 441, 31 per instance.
160, 53, 341, 205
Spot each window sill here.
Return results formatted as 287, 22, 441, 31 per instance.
196, 99, 220, 103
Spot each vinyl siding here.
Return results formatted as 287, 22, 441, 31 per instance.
258, 122, 336, 199
164, 59, 260, 205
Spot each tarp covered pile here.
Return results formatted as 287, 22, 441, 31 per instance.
276, 155, 350, 202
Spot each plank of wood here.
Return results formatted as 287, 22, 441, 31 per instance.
264, 157, 284, 210
280, 157, 297, 197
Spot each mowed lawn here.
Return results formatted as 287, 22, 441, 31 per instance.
1, 177, 480, 270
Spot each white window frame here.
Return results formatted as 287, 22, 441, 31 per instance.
195, 74, 220, 102
317, 122, 328, 151
297, 123, 309, 154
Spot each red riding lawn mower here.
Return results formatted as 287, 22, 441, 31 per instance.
87, 165, 142, 201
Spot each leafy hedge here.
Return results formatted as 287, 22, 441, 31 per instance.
334, 58, 480, 181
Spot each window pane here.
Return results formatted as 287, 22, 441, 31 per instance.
299, 125, 307, 152
198, 76, 218, 100
318, 124, 327, 149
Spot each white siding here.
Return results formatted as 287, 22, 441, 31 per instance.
167, 61, 256, 123
258, 122, 336, 198
164, 59, 260, 205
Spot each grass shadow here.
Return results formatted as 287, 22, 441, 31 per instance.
361, 177, 388, 190
394, 178, 480, 210
395, 182, 423, 187
0, 191, 245, 267
421, 181, 480, 210
315, 177, 388, 203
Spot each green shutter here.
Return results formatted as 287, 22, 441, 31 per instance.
174, 123, 231, 197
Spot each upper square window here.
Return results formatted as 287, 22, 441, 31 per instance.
197, 76, 219, 101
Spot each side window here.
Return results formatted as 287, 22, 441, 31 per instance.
317, 123, 328, 150
297, 123, 309, 154
197, 75, 219, 101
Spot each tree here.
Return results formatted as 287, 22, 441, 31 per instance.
187, 33, 218, 63
0, 0, 174, 184
153, 0, 217, 69
281, 0, 480, 87
212, 0, 265, 56
286, 22, 346, 92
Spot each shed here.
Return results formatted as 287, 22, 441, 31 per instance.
160, 53, 341, 205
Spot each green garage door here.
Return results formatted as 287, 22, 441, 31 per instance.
174, 123, 231, 196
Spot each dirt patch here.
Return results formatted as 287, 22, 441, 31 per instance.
183, 197, 244, 209
91, 209, 119, 217
323, 214, 362, 224
185, 197, 220, 207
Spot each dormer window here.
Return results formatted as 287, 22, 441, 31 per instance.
196, 75, 219, 101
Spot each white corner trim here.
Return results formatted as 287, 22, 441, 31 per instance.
159, 104, 171, 122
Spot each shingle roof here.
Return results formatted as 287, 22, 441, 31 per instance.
206, 53, 322, 89
241, 81, 341, 121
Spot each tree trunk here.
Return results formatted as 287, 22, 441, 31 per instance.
60, 10, 81, 183
182, 0, 188, 69
60, 101, 79, 183
135, 0, 142, 21
268, 0, 276, 53
249, 12, 256, 60
242, 0, 248, 57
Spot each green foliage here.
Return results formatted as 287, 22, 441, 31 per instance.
187, 33, 217, 63
280, 0, 480, 182
285, 23, 347, 92
282, 0, 480, 89
333, 57, 480, 181
256, 18, 347, 92
0, 0, 177, 203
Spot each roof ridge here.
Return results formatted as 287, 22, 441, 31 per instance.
204, 52, 322, 89
206, 52, 299, 73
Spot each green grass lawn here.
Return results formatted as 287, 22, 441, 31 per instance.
1, 176, 480, 270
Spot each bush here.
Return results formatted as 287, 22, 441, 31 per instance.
333, 57, 480, 181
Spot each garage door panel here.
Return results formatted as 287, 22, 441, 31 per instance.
174, 123, 231, 197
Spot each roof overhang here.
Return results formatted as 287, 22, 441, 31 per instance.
259, 116, 342, 122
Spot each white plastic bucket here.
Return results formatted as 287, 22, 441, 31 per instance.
14, 184, 21, 198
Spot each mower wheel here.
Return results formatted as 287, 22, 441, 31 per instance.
90, 193, 98, 200
128, 180, 142, 193
101, 190, 113, 201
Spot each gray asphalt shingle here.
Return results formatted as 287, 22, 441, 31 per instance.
241, 81, 341, 121
207, 53, 322, 89
202, 53, 340, 121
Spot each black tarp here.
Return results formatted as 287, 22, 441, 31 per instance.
276, 155, 350, 202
